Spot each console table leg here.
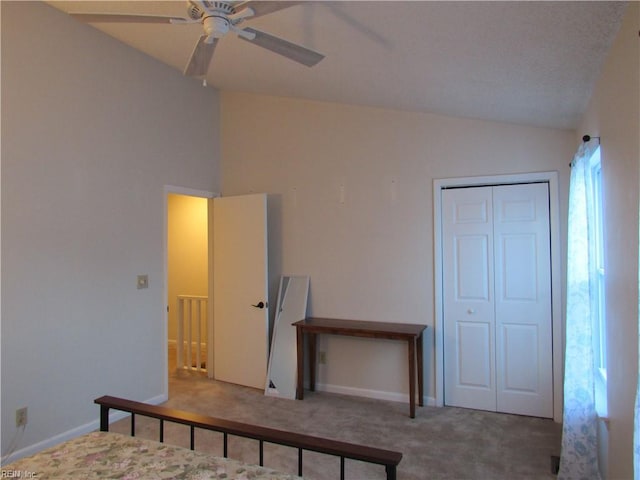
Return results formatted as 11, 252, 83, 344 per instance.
417, 332, 424, 407
408, 338, 416, 418
296, 326, 304, 400
309, 333, 317, 392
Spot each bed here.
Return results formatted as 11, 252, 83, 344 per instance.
5, 430, 300, 479
2, 396, 402, 480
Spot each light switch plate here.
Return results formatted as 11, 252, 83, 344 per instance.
137, 275, 149, 289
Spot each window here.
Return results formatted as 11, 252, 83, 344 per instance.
588, 146, 607, 415
560, 140, 606, 474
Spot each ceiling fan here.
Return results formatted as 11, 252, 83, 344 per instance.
70, 1, 325, 77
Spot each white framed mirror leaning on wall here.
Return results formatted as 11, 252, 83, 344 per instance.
265, 275, 310, 399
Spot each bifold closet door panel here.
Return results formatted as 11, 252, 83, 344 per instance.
493, 183, 553, 418
442, 186, 497, 411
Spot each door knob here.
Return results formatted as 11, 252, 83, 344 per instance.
252, 301, 267, 309
467, 308, 476, 314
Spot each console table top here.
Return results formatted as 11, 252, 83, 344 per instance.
293, 317, 427, 338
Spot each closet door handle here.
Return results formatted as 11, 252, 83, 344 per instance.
467, 308, 476, 314
252, 301, 267, 309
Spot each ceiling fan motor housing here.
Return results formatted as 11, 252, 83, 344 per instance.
187, 1, 237, 41
186, 1, 235, 20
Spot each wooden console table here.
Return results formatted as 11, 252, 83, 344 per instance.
293, 317, 427, 418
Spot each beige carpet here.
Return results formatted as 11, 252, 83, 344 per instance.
111, 349, 561, 479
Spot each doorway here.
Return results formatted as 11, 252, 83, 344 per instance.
433, 172, 563, 422
167, 192, 209, 374
163, 188, 271, 396
163, 186, 214, 395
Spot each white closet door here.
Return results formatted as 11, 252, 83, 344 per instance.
493, 183, 553, 417
442, 183, 553, 417
442, 187, 497, 411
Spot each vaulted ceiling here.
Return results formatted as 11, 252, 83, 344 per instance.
47, 1, 627, 129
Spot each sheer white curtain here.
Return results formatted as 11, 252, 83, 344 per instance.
558, 141, 601, 479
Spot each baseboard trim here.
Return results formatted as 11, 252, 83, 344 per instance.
3, 393, 168, 465
313, 382, 437, 407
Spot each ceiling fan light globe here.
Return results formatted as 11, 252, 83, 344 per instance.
203, 16, 229, 38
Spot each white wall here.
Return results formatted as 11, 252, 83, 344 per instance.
578, 3, 640, 478
221, 91, 574, 402
1, 1, 219, 459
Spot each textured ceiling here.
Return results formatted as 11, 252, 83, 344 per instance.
47, 1, 627, 129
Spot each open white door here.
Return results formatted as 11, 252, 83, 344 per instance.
212, 193, 269, 389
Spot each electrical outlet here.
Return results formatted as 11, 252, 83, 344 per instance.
16, 407, 28, 427
319, 351, 327, 364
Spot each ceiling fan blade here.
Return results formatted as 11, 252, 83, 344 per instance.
70, 13, 187, 24
233, 1, 301, 19
184, 35, 218, 77
239, 28, 324, 67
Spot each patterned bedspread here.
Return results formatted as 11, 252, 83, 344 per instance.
3, 431, 302, 479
